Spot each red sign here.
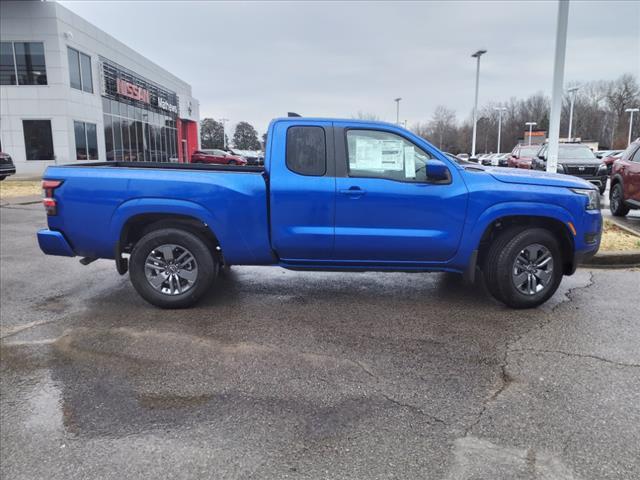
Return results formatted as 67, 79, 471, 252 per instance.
116, 78, 149, 103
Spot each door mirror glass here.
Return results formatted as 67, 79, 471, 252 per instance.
426, 159, 451, 183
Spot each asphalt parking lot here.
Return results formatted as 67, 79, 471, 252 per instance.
1, 202, 639, 480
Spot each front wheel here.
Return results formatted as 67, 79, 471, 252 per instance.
484, 228, 563, 309
610, 183, 629, 217
129, 228, 217, 308
0, 176, 6, 181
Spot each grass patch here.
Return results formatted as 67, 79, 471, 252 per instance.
600, 219, 640, 252
0, 180, 41, 199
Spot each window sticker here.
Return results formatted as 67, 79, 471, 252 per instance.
353, 137, 405, 171
404, 146, 415, 178
380, 139, 403, 171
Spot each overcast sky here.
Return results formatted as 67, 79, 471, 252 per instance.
61, 0, 639, 135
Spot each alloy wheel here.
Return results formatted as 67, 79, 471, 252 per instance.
511, 243, 554, 296
144, 244, 198, 295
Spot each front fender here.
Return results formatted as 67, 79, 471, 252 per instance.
451, 201, 576, 270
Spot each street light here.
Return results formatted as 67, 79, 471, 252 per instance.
394, 97, 402, 124
525, 122, 537, 146
470, 49, 487, 158
493, 106, 506, 154
625, 108, 639, 146
220, 117, 229, 150
567, 85, 580, 140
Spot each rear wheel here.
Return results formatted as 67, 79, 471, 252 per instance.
228, 160, 237, 165
129, 228, 217, 308
484, 228, 563, 308
610, 183, 629, 217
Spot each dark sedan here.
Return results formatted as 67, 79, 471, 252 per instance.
0, 151, 16, 180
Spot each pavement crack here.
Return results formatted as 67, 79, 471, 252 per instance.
352, 359, 377, 380
510, 347, 639, 368
552, 270, 595, 314
380, 393, 447, 425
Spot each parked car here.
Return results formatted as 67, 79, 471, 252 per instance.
0, 151, 16, 181
596, 149, 623, 159
507, 145, 540, 169
601, 150, 624, 175
494, 153, 510, 167
191, 149, 247, 165
532, 143, 608, 194
37, 117, 601, 310
229, 149, 264, 166
609, 139, 640, 217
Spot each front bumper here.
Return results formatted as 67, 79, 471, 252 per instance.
0, 165, 16, 176
37, 229, 75, 257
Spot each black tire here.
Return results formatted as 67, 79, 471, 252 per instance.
610, 183, 629, 217
228, 160, 237, 166
129, 228, 217, 308
599, 184, 606, 196
485, 228, 563, 309
482, 226, 527, 303
0, 176, 6, 181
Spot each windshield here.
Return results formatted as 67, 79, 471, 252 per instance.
559, 145, 596, 160
519, 146, 539, 157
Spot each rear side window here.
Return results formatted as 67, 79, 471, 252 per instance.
286, 126, 326, 176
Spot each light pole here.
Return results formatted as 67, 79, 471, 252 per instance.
567, 85, 580, 140
394, 97, 402, 124
493, 106, 506, 154
626, 108, 639, 146
471, 49, 487, 158
220, 117, 229, 150
525, 122, 537, 145
546, 0, 570, 174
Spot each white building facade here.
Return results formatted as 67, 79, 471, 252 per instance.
0, 1, 200, 177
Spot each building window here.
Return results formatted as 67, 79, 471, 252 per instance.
0, 42, 47, 85
23, 120, 54, 160
73, 121, 98, 160
67, 47, 93, 93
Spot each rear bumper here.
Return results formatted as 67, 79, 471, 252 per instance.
0, 165, 16, 176
37, 229, 75, 257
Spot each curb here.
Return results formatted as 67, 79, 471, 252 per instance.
580, 250, 640, 269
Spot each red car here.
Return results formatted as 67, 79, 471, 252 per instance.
191, 149, 247, 166
507, 144, 540, 169
610, 139, 640, 217
601, 150, 624, 175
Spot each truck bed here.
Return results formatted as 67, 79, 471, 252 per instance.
43, 161, 274, 264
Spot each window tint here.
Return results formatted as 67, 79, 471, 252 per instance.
14, 42, 47, 85
0, 42, 15, 85
346, 130, 435, 182
23, 120, 54, 160
286, 126, 326, 176
68, 47, 92, 92
80, 52, 93, 92
73, 121, 99, 160
74, 121, 87, 160
67, 47, 81, 90
2, 42, 46, 85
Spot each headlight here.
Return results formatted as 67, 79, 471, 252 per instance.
571, 188, 600, 210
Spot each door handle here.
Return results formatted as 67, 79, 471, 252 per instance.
339, 187, 366, 196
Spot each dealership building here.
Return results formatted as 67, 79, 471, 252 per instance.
0, 1, 200, 177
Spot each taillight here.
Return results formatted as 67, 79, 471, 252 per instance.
42, 179, 63, 216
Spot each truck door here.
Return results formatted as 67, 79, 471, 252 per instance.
269, 121, 336, 260
333, 126, 467, 263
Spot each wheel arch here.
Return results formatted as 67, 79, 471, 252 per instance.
476, 215, 576, 275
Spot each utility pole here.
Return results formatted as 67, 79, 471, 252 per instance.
567, 85, 580, 140
546, 0, 570, 174
626, 108, 639, 146
525, 122, 537, 145
493, 106, 506, 153
220, 118, 229, 150
394, 98, 402, 125
471, 49, 487, 158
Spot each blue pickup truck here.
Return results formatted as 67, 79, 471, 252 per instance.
38, 118, 602, 309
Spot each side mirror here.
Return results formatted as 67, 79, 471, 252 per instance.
538, 154, 545, 160
427, 159, 451, 183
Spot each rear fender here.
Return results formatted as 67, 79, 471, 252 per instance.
109, 198, 260, 263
